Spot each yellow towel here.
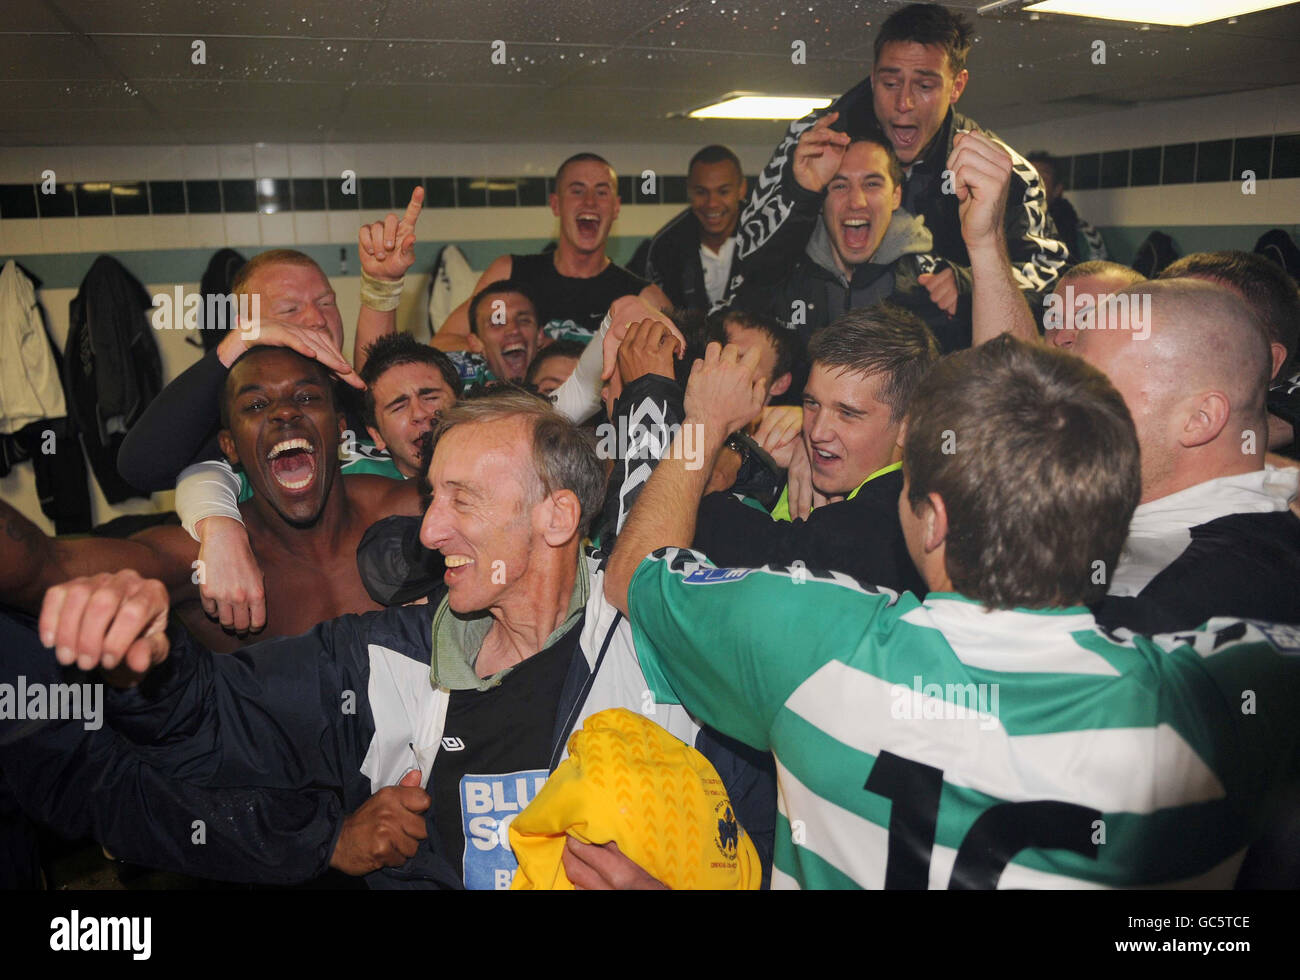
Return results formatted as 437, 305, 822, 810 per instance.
509, 708, 761, 890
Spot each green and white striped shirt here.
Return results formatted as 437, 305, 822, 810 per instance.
627, 547, 1300, 889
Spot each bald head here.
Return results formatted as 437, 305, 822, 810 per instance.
1070, 278, 1271, 501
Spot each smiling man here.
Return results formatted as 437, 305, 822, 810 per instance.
733, 2, 1066, 325
432, 153, 670, 350
0, 347, 420, 649
735, 135, 958, 348
691, 306, 935, 594
462, 279, 543, 386
639, 144, 749, 314
32, 379, 774, 890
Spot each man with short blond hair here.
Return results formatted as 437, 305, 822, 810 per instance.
1070, 279, 1300, 633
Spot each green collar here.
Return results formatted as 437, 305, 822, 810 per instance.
429, 554, 589, 691
770, 460, 903, 522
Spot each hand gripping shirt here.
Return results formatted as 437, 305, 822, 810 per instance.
627, 547, 1300, 890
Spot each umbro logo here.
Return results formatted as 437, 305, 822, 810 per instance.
441, 736, 466, 751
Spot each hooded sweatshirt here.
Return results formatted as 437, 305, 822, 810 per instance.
734, 170, 967, 351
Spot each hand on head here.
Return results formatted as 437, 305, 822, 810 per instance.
793, 111, 852, 193
226, 317, 365, 390
684, 341, 769, 439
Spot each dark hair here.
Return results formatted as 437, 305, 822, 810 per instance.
554, 152, 616, 187
904, 336, 1141, 609
716, 308, 799, 385
1160, 251, 1300, 368
874, 3, 975, 77
1026, 151, 1060, 183
429, 389, 607, 536
526, 340, 587, 386
806, 304, 941, 423
230, 248, 324, 296
688, 144, 743, 176
219, 346, 337, 430
467, 279, 539, 336
845, 136, 906, 189
358, 333, 462, 430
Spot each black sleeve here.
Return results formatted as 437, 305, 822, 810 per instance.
693, 486, 926, 594
117, 348, 227, 491
103, 613, 384, 805
0, 611, 341, 885
733, 171, 825, 319
602, 372, 686, 552
1093, 513, 1300, 635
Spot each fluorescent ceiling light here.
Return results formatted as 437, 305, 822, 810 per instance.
689, 95, 833, 120
1025, 0, 1297, 27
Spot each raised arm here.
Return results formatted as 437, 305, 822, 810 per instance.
353, 186, 424, 373
431, 254, 514, 352
948, 131, 1039, 345
605, 342, 766, 614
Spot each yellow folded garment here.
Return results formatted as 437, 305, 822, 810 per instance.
509, 708, 760, 890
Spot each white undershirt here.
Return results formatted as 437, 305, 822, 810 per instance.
700, 237, 736, 306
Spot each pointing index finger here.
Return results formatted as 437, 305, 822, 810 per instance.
402, 185, 425, 228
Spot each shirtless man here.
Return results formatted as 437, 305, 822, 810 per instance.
0, 347, 421, 652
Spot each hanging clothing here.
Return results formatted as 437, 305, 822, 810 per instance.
0, 261, 92, 533
197, 248, 247, 353
64, 254, 163, 502
0, 259, 66, 433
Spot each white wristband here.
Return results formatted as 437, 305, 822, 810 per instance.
175, 459, 244, 541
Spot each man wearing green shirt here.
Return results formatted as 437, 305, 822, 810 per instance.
605, 336, 1300, 889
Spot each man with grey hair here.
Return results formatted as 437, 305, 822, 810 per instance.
28, 366, 773, 890
1069, 278, 1300, 633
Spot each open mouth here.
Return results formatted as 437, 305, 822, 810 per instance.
443, 554, 474, 583
266, 437, 317, 491
576, 212, 601, 236
810, 447, 841, 470
842, 217, 872, 251
891, 123, 920, 149
500, 342, 529, 377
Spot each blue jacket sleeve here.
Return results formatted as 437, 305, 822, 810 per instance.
0, 611, 342, 885
103, 612, 394, 812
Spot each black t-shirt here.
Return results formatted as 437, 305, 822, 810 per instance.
431, 622, 578, 889
510, 252, 648, 344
